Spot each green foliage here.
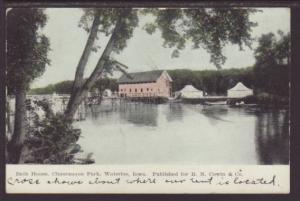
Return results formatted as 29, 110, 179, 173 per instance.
29, 80, 73, 94
93, 78, 118, 93
254, 64, 289, 96
53, 80, 74, 94
254, 31, 290, 66
79, 8, 139, 54
168, 67, 254, 95
253, 32, 290, 96
30, 79, 117, 95
29, 84, 55, 95
143, 8, 258, 68
24, 100, 84, 164
79, 8, 257, 70
167, 31, 290, 97
7, 8, 51, 94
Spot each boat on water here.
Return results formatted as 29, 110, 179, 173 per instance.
228, 103, 258, 108
204, 101, 227, 106
168, 97, 182, 103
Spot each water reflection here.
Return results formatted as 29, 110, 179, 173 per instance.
119, 102, 158, 126
255, 109, 289, 164
76, 101, 289, 165
166, 103, 184, 122
201, 105, 230, 125
87, 99, 118, 120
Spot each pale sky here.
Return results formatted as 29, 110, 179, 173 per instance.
31, 8, 290, 88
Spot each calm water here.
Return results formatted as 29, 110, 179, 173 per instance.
75, 100, 289, 165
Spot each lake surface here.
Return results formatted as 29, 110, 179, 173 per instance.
75, 100, 289, 165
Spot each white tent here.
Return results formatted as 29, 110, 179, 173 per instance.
103, 89, 112, 97
227, 82, 253, 98
179, 85, 203, 99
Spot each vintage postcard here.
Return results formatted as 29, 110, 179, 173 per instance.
4, 5, 290, 194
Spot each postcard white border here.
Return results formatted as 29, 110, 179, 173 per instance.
6, 165, 290, 194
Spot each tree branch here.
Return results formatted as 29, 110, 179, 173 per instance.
81, 17, 122, 91
112, 61, 133, 79
64, 13, 123, 119
71, 11, 101, 93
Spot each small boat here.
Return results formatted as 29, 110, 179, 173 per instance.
168, 97, 182, 103
229, 103, 258, 108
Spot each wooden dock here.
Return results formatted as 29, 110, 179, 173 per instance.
182, 96, 246, 104
91, 95, 248, 105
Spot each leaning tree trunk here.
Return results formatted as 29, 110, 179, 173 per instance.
69, 12, 101, 105
65, 18, 121, 120
7, 85, 27, 164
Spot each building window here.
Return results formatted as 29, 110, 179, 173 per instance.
147, 88, 149, 91
130, 89, 131, 92
120, 89, 123, 92
135, 88, 137, 92
141, 88, 143, 92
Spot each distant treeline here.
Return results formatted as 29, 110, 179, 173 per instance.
30, 65, 289, 97
30, 80, 73, 95
168, 64, 288, 97
168, 68, 253, 95
29, 78, 118, 95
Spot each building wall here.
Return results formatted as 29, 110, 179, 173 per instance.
118, 72, 172, 98
119, 82, 158, 97
156, 72, 172, 97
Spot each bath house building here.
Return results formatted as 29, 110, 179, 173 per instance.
117, 70, 173, 98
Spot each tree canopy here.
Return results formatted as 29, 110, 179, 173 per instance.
6, 8, 51, 163
7, 8, 51, 94
253, 31, 290, 96
143, 8, 258, 68
254, 31, 290, 66
77, 8, 258, 74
